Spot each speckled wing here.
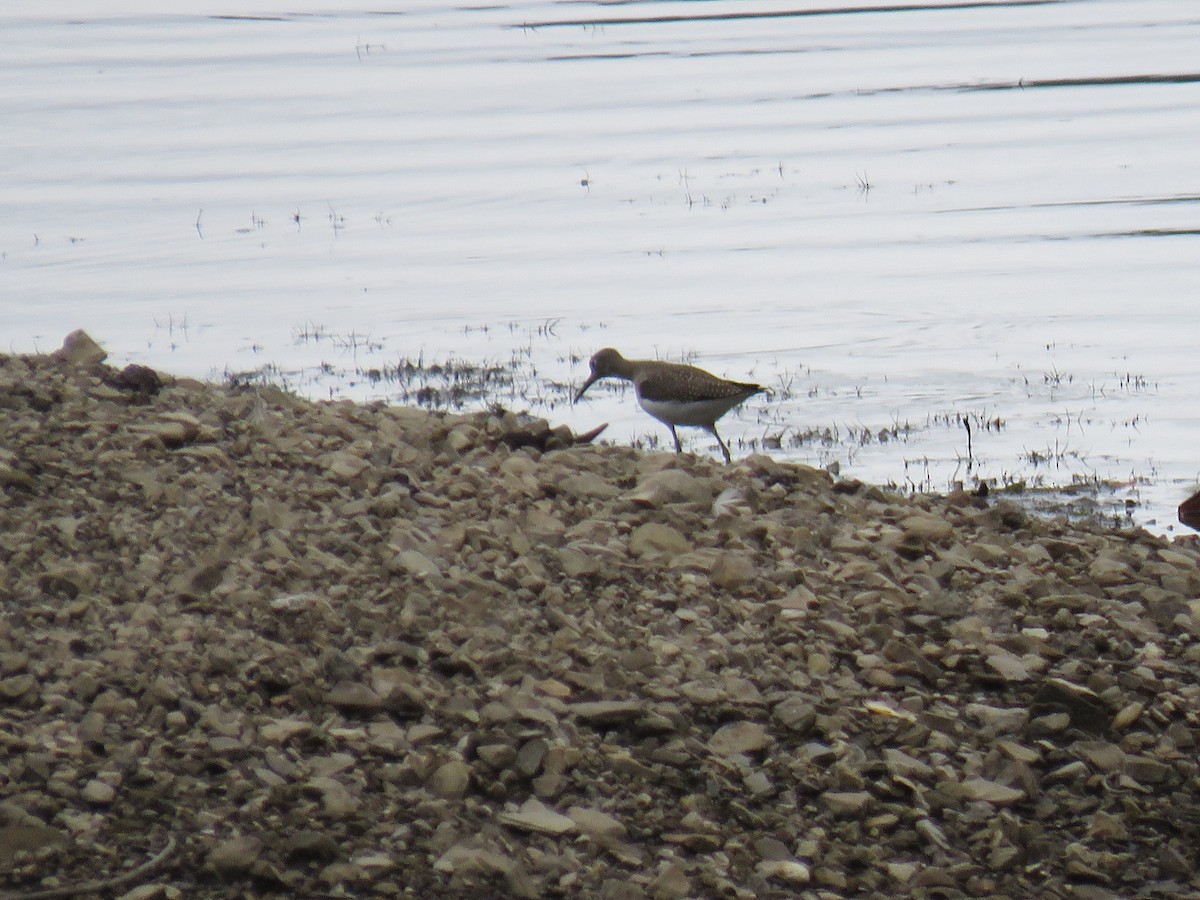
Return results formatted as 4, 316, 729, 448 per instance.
635, 362, 764, 404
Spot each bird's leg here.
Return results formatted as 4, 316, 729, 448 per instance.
712, 428, 732, 464
670, 425, 683, 453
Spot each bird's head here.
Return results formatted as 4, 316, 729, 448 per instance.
573, 348, 625, 403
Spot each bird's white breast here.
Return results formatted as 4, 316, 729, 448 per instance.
639, 395, 744, 428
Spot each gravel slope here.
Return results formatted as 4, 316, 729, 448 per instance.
2, 333, 1199, 899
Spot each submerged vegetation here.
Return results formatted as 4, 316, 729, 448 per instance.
360, 355, 522, 409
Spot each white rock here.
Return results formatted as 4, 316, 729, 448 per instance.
708, 721, 770, 756
81, 779, 116, 804
959, 777, 1024, 806
756, 859, 811, 885
499, 798, 576, 835
628, 522, 690, 558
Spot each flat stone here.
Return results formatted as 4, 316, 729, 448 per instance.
568, 806, 627, 839
325, 450, 370, 480
757, 859, 812, 885
1077, 741, 1125, 772
629, 522, 691, 558
1124, 756, 1173, 784
626, 469, 717, 507
515, 738, 548, 776
208, 835, 263, 878
773, 695, 818, 732
996, 740, 1041, 764
884, 747, 933, 779
710, 552, 757, 589
902, 513, 955, 542
433, 844, 517, 877
1088, 555, 1133, 585
499, 798, 576, 835
558, 545, 601, 577
959, 777, 1024, 806
327, 682, 384, 714
708, 721, 770, 756
259, 718, 313, 744
392, 549, 442, 579
308, 776, 360, 818
822, 791, 873, 816
986, 651, 1032, 682
569, 700, 644, 726
559, 471, 620, 501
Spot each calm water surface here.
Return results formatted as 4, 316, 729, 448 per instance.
3, 1, 1199, 532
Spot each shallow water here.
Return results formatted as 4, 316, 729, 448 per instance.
3, 1, 1199, 533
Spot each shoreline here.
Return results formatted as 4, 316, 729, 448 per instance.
2, 332, 1199, 897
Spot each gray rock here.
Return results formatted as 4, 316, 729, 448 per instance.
208, 835, 264, 878
629, 522, 691, 558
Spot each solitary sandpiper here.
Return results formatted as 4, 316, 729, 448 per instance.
574, 348, 767, 463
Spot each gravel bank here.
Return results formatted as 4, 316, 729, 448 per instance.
2, 333, 1199, 898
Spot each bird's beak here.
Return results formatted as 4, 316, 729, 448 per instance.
574, 374, 599, 404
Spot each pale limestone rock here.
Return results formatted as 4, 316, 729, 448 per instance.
1089, 555, 1133, 585
433, 844, 517, 877
52, 329, 107, 366
558, 545, 601, 577
391, 548, 442, 579
884, 748, 933, 779
757, 859, 811, 885
81, 779, 116, 804
308, 776, 359, 818
822, 791, 873, 816
498, 798, 575, 835
569, 700, 644, 726
708, 721, 770, 756
986, 650, 1032, 682
709, 552, 756, 589
959, 777, 1024, 806
629, 521, 690, 558
650, 862, 691, 899
1077, 741, 1125, 772
904, 512, 954, 539
325, 450, 370, 480
558, 471, 620, 501
1113, 700, 1145, 730
568, 806, 627, 839
259, 718, 312, 744
326, 681, 383, 714
626, 469, 718, 507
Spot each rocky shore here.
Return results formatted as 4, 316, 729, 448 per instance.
2, 332, 1199, 898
